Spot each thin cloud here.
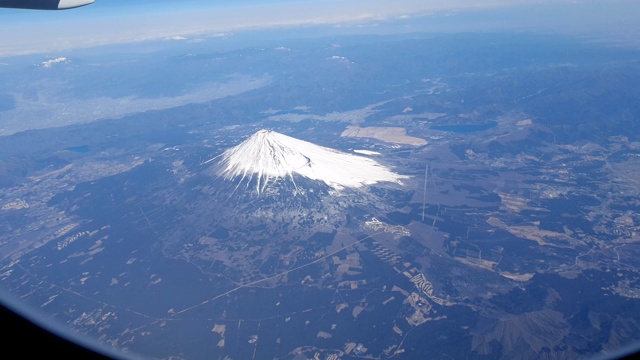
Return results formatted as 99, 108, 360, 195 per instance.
164, 36, 188, 41
41, 57, 68, 68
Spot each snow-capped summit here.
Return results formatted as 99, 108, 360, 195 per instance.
215, 130, 407, 194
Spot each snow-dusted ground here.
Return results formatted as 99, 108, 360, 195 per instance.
216, 130, 408, 194
353, 149, 382, 156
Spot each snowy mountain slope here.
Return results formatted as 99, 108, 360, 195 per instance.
214, 130, 408, 194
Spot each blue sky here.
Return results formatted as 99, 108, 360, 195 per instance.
0, 0, 638, 56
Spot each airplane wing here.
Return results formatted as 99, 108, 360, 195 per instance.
0, 0, 94, 10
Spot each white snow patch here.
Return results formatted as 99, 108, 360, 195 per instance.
353, 150, 381, 156
215, 130, 407, 194
41, 57, 68, 68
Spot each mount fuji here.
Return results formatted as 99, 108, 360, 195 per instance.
213, 130, 408, 194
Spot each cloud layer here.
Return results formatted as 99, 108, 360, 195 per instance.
2, 0, 634, 56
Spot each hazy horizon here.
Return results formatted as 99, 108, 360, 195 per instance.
1, 0, 639, 56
